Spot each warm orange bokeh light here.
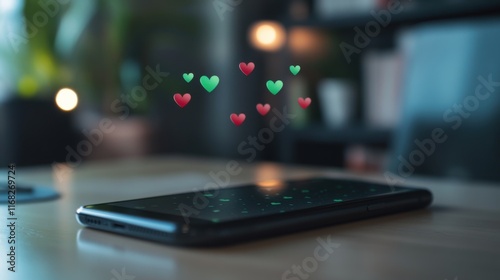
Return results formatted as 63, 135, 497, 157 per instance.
288, 27, 330, 58
249, 21, 286, 52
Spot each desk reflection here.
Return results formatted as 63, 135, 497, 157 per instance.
75, 227, 290, 280
76, 228, 178, 279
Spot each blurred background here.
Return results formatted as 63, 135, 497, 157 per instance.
1, 0, 499, 183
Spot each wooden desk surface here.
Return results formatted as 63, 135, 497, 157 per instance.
1, 157, 499, 280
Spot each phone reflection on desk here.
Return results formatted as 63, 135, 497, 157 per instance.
76, 228, 178, 277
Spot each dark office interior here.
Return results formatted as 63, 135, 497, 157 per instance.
1, 0, 500, 279
1, 0, 499, 182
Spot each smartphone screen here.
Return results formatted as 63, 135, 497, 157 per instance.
107, 178, 411, 223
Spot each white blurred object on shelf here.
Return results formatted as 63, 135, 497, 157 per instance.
363, 50, 403, 128
318, 79, 356, 128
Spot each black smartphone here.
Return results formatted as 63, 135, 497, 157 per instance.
76, 177, 432, 246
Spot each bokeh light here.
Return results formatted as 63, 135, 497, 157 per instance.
249, 21, 286, 51
55, 88, 78, 111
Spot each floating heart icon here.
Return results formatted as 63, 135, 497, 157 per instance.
200, 75, 220, 93
183, 73, 194, 83
256, 103, 271, 116
289, 65, 301, 75
266, 80, 283, 95
239, 62, 255, 76
173, 93, 191, 108
298, 97, 311, 109
230, 113, 246, 126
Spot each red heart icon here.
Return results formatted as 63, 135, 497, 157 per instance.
230, 113, 246, 126
298, 97, 311, 109
239, 62, 255, 76
256, 103, 271, 116
173, 93, 191, 108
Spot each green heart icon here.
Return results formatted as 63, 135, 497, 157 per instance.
200, 75, 220, 93
183, 73, 194, 83
289, 65, 301, 75
266, 80, 283, 95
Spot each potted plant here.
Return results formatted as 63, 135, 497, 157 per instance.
0, 0, 77, 166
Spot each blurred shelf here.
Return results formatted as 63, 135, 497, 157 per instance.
284, 1, 500, 30
278, 124, 393, 166
289, 124, 393, 145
